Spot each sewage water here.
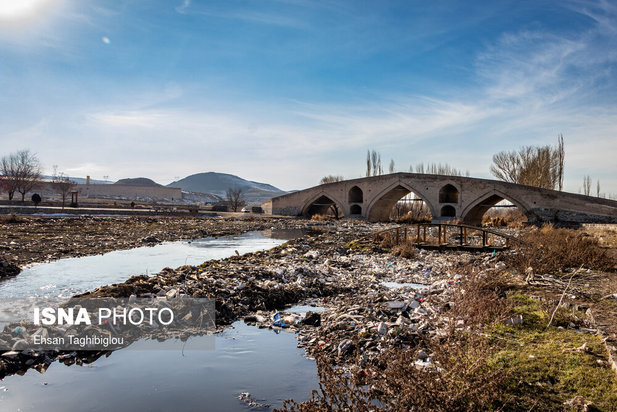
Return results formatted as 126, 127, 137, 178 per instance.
0, 229, 320, 410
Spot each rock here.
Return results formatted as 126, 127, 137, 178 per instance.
301, 312, 321, 327
165, 289, 178, 299
1, 351, 19, 358
237, 392, 270, 408
495, 262, 506, 271
386, 301, 406, 311
563, 396, 593, 409
417, 349, 429, 361
337, 339, 354, 356
377, 322, 388, 335
505, 314, 523, 325
0, 259, 20, 278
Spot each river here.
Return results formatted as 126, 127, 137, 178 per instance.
0, 230, 319, 411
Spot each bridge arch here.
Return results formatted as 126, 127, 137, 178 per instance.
440, 205, 456, 217
350, 204, 362, 215
439, 183, 459, 203
348, 186, 363, 203
462, 190, 531, 225
302, 193, 345, 218
367, 180, 436, 222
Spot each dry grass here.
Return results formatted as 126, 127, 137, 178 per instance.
278, 270, 617, 411
279, 332, 509, 412
583, 224, 617, 248
311, 214, 334, 221
448, 269, 515, 325
391, 242, 417, 258
278, 273, 514, 412
376, 232, 419, 258
395, 213, 432, 224
482, 209, 527, 229
507, 225, 616, 274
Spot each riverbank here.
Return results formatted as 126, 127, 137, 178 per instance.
1, 216, 616, 409
0, 215, 317, 268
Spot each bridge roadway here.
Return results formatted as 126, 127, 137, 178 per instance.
262, 173, 617, 225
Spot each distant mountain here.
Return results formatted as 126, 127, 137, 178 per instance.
167, 172, 286, 204
115, 177, 161, 187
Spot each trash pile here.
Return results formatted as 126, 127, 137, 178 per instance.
0, 219, 504, 379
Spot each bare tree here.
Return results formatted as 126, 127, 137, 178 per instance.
583, 175, 592, 196
320, 175, 344, 184
371, 150, 379, 176
490, 137, 564, 190
1, 150, 41, 202
15, 150, 41, 202
0, 154, 19, 200
366, 149, 384, 177
52, 172, 76, 210
225, 187, 245, 212
597, 179, 601, 197
389, 159, 395, 174
390, 193, 432, 222
557, 134, 564, 191
0, 174, 6, 198
416, 162, 466, 176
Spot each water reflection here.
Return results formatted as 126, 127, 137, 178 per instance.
0, 321, 318, 411
0, 231, 296, 298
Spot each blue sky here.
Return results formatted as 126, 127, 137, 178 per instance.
0, 0, 615, 194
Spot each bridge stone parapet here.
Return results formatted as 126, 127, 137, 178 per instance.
262, 173, 617, 225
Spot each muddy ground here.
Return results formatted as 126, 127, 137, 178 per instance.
0, 215, 312, 268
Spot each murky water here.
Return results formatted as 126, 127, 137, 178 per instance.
0, 231, 290, 298
0, 229, 320, 410
0, 321, 318, 411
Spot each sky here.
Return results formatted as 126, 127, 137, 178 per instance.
0, 0, 615, 194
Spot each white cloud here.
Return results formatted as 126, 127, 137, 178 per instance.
175, 0, 190, 14
2, 0, 616, 193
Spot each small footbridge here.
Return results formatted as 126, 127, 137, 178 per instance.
370, 222, 521, 252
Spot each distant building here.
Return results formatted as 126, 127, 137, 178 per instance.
76, 183, 182, 202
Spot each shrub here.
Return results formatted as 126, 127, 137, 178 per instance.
482, 208, 526, 228
391, 242, 417, 258
507, 225, 615, 274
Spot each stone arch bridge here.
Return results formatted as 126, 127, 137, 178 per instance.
262, 173, 617, 225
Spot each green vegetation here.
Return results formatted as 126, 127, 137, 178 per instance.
280, 286, 617, 411
491, 295, 617, 410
